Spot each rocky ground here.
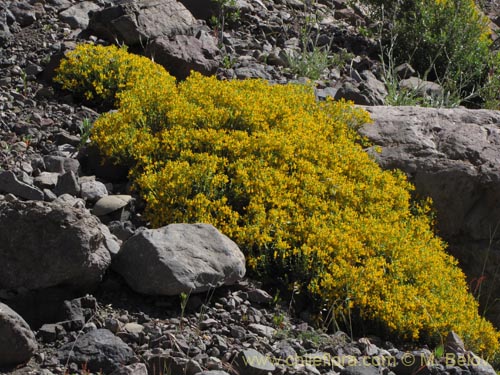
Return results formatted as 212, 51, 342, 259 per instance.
1, 0, 500, 374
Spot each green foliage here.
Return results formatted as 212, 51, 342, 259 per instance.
56, 44, 500, 359
78, 118, 93, 149
480, 51, 500, 109
362, 0, 494, 105
285, 4, 353, 80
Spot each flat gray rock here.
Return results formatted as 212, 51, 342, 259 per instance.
0, 171, 44, 201
93, 195, 132, 216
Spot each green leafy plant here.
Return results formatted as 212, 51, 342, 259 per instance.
362, 0, 494, 106
78, 118, 93, 149
179, 291, 189, 331
286, 5, 352, 80
210, 0, 241, 46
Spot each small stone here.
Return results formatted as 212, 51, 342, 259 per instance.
248, 323, 276, 338
93, 195, 132, 216
80, 180, 108, 203
199, 318, 218, 330
234, 348, 275, 375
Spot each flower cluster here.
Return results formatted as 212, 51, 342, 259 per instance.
56, 44, 500, 359
54, 43, 177, 106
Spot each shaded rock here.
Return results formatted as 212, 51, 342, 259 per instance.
38, 323, 66, 343
0, 302, 38, 368
467, 353, 497, 375
248, 323, 276, 338
113, 223, 246, 295
0, 171, 44, 200
88, 0, 198, 46
43, 155, 80, 174
246, 288, 273, 305
360, 106, 500, 241
146, 32, 220, 80
445, 331, 466, 354
234, 348, 275, 375
54, 170, 80, 197
58, 329, 135, 374
59, 1, 101, 30
9, 2, 42, 27
0, 199, 114, 291
392, 350, 431, 375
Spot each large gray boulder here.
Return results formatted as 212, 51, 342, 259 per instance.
87, 0, 220, 79
0, 199, 115, 291
113, 223, 246, 295
0, 303, 38, 368
360, 106, 500, 240
359, 105, 500, 327
146, 32, 220, 80
87, 0, 198, 46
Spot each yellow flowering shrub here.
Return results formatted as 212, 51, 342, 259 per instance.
54, 44, 177, 106
56, 44, 500, 358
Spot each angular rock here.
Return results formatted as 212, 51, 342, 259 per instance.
360, 106, 500, 241
38, 323, 66, 343
59, 1, 101, 30
399, 77, 443, 98
80, 180, 108, 203
0, 303, 38, 368
234, 348, 275, 375
0, 200, 114, 291
0, 171, 44, 201
246, 288, 273, 305
58, 329, 135, 374
43, 155, 80, 174
146, 32, 220, 80
248, 323, 276, 338
54, 170, 80, 197
445, 331, 466, 354
34, 172, 59, 189
113, 223, 246, 295
467, 353, 497, 375
88, 0, 198, 46
9, 2, 41, 27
